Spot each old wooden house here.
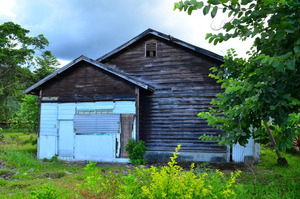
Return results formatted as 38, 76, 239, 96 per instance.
25, 29, 259, 163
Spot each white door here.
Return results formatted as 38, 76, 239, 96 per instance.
58, 120, 74, 157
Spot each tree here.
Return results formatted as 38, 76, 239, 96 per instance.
10, 95, 39, 132
0, 21, 49, 126
34, 50, 59, 82
174, 0, 299, 163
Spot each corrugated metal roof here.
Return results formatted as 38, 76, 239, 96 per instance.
97, 28, 224, 63
24, 55, 154, 95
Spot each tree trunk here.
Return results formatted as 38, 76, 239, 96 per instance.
263, 121, 288, 166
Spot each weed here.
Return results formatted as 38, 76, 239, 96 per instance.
0, 168, 11, 175
0, 149, 43, 169
0, 179, 7, 186
31, 184, 58, 199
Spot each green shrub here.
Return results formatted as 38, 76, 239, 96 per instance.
139, 145, 241, 199
77, 161, 118, 198
31, 184, 58, 199
78, 145, 241, 199
125, 138, 146, 165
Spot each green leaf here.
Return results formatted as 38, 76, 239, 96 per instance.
203, 5, 211, 15
231, 0, 239, 4
207, 0, 221, 5
232, 19, 240, 25
187, 6, 194, 15
213, 38, 219, 45
211, 6, 218, 18
275, 62, 285, 72
260, 56, 269, 64
286, 58, 295, 70
294, 46, 300, 53
205, 33, 213, 39
219, 0, 229, 3
223, 22, 234, 31
184, 0, 191, 6
284, 28, 294, 33
241, 0, 251, 5
291, 98, 300, 105
276, 52, 292, 60
196, 1, 204, 9
237, 12, 243, 18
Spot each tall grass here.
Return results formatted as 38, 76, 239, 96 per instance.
0, 149, 44, 169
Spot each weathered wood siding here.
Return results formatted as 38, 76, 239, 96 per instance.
101, 36, 226, 153
41, 61, 136, 102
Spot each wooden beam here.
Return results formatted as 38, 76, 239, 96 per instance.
135, 87, 140, 142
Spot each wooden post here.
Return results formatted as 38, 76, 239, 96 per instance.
135, 87, 140, 142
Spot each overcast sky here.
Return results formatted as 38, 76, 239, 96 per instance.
0, 0, 252, 66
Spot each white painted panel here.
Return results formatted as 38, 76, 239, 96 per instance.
38, 135, 56, 159
94, 101, 115, 109
114, 101, 135, 114
40, 103, 58, 136
75, 134, 114, 161
58, 120, 74, 157
58, 103, 76, 120
232, 137, 261, 162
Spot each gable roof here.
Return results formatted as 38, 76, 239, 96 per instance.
25, 55, 154, 95
97, 28, 224, 62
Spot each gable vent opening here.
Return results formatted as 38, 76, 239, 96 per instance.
145, 43, 157, 57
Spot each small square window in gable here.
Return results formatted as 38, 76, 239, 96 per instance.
145, 43, 157, 58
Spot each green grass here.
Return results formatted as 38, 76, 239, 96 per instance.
235, 147, 300, 199
0, 129, 129, 198
0, 129, 299, 198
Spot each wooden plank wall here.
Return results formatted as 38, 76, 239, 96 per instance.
102, 36, 227, 153
41, 62, 136, 102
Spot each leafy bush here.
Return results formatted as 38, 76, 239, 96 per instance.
77, 161, 118, 198
140, 145, 241, 199
31, 184, 58, 199
125, 138, 146, 165
77, 145, 241, 199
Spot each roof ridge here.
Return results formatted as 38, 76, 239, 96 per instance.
97, 29, 223, 62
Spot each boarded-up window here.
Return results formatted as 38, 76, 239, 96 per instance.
145, 43, 157, 57
73, 114, 120, 134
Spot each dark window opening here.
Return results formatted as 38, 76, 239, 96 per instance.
145, 43, 157, 57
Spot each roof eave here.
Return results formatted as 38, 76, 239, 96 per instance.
24, 55, 154, 95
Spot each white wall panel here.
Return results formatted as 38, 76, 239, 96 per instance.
40, 103, 58, 136
58, 120, 74, 157
58, 103, 76, 120
114, 101, 135, 113
232, 137, 261, 162
74, 134, 115, 161
38, 135, 57, 159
